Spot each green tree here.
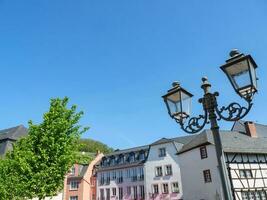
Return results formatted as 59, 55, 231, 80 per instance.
0, 97, 87, 200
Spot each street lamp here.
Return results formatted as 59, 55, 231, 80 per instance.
162, 49, 258, 200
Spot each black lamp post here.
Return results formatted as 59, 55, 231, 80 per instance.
162, 49, 258, 200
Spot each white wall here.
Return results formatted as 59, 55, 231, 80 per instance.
178, 144, 222, 200
144, 142, 183, 200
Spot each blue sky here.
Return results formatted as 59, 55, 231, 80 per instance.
0, 0, 267, 149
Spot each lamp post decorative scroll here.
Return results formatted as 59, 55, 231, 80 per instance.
162, 49, 258, 200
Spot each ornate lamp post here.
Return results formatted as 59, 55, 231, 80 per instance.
162, 50, 258, 200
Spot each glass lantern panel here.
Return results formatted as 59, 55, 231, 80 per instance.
166, 99, 180, 116
181, 91, 192, 116
249, 59, 257, 89
225, 59, 250, 90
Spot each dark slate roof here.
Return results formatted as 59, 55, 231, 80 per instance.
0, 125, 28, 141
178, 127, 267, 154
78, 164, 89, 177
232, 120, 267, 138
171, 135, 197, 144
0, 125, 28, 155
150, 135, 196, 146
104, 145, 149, 157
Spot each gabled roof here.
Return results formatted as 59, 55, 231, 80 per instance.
0, 125, 28, 141
0, 125, 28, 155
150, 135, 196, 146
178, 126, 267, 155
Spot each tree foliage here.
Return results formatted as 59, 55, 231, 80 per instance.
78, 138, 113, 154
0, 97, 87, 200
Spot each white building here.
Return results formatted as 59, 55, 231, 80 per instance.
144, 136, 194, 200
177, 121, 267, 200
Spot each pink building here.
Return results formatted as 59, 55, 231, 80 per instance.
64, 152, 104, 200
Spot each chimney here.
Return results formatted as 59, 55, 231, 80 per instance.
244, 121, 257, 138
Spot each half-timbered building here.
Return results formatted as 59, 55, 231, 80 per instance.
178, 120, 267, 200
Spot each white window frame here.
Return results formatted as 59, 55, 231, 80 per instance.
152, 184, 159, 194
162, 183, 169, 194
171, 182, 179, 193
69, 180, 79, 190
69, 196, 78, 200
155, 166, 163, 177
165, 165, 172, 176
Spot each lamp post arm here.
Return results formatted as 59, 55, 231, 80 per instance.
215, 100, 253, 122
176, 110, 208, 134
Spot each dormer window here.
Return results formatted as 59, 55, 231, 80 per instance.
159, 148, 166, 157
139, 151, 145, 160
102, 158, 108, 166
129, 153, 135, 163
118, 155, 124, 164
110, 156, 115, 165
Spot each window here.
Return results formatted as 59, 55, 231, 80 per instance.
70, 196, 78, 200
200, 146, 208, 159
112, 188, 116, 196
100, 189, 105, 200
138, 168, 144, 181
127, 186, 131, 196
100, 173, 105, 185
159, 148, 166, 157
131, 168, 137, 182
261, 191, 267, 200
241, 191, 267, 200
112, 171, 116, 180
165, 165, 172, 176
139, 152, 145, 160
117, 170, 123, 183
155, 166, 163, 177
126, 169, 131, 178
153, 184, 159, 194
203, 170, 212, 183
239, 169, 253, 178
139, 185, 145, 199
119, 187, 123, 200
70, 181, 79, 190
129, 153, 135, 163
70, 166, 75, 175
162, 183, 169, 194
171, 182, 179, 193
105, 172, 110, 185
110, 157, 115, 165
106, 188, 110, 200
133, 186, 138, 200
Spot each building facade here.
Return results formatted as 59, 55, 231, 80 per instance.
144, 136, 194, 200
64, 152, 104, 200
96, 146, 149, 200
177, 121, 267, 200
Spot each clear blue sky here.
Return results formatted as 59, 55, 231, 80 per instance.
0, 0, 267, 149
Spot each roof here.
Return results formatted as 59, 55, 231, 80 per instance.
78, 164, 89, 177
232, 120, 267, 138
104, 145, 149, 157
150, 135, 196, 146
178, 127, 267, 155
0, 125, 28, 141
0, 125, 28, 155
